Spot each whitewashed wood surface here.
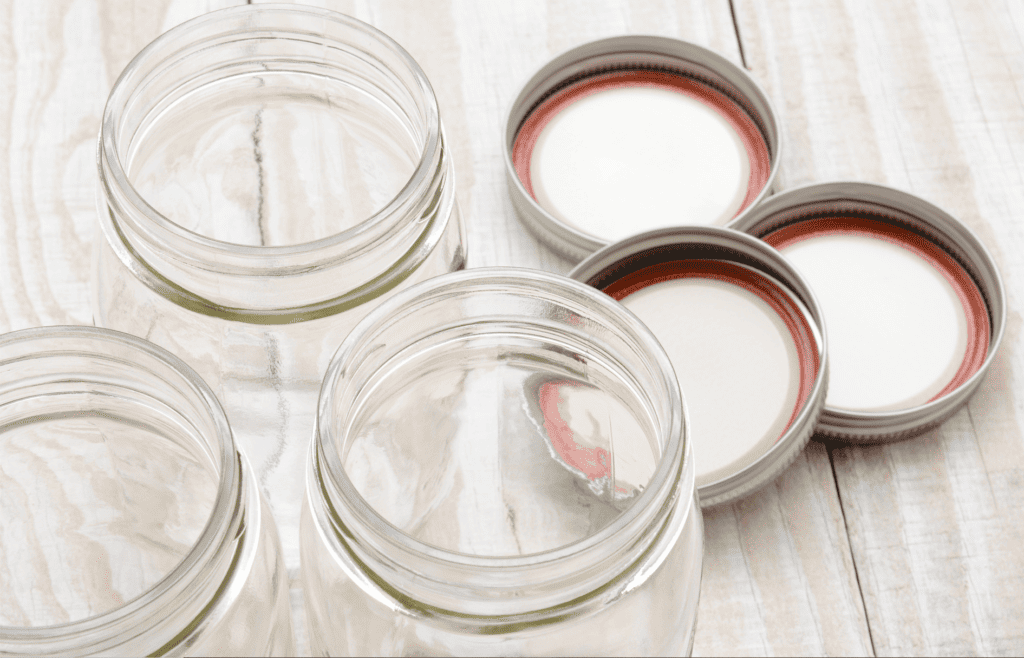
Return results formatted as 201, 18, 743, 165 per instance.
1, 0, 1020, 655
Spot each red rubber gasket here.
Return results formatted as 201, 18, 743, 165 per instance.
762, 216, 990, 403
511, 70, 772, 221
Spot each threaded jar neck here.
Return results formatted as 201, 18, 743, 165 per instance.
310, 268, 692, 618
0, 327, 243, 655
97, 4, 454, 318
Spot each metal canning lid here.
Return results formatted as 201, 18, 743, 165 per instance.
504, 35, 782, 261
570, 226, 828, 507
730, 181, 1006, 442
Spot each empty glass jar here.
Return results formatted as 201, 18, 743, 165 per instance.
302, 269, 703, 656
94, 4, 466, 567
0, 327, 293, 656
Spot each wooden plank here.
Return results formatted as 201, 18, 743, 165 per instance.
0, 0, 244, 333
697, 442, 873, 656
735, 0, 1024, 654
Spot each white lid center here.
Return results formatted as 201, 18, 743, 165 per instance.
780, 233, 968, 411
530, 86, 750, 242
620, 277, 800, 487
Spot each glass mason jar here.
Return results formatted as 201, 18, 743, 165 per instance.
0, 327, 293, 656
302, 269, 703, 656
94, 4, 466, 568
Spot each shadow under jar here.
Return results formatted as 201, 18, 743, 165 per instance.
0, 327, 292, 656
302, 268, 703, 656
95, 4, 466, 569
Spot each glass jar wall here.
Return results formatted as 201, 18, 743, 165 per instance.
94, 4, 466, 568
0, 327, 293, 656
302, 269, 703, 656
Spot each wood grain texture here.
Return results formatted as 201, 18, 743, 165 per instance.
4, 0, 1022, 655
697, 441, 872, 656
735, 0, 1024, 654
0, 0, 243, 333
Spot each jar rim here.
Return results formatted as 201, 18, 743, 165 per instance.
98, 3, 442, 271
0, 326, 240, 649
312, 267, 689, 612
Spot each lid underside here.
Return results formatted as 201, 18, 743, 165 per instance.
512, 70, 771, 244
570, 227, 828, 506
606, 260, 817, 494
506, 36, 781, 261
730, 182, 1005, 442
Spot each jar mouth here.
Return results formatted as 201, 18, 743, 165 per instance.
99, 3, 442, 273
0, 327, 239, 647
313, 268, 690, 613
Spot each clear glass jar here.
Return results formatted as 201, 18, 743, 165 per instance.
94, 4, 466, 567
302, 268, 703, 656
0, 327, 293, 656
